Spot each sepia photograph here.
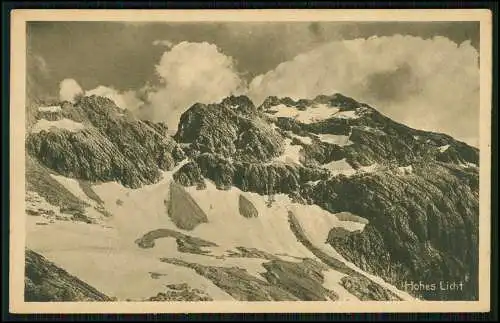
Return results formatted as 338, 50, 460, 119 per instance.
9, 9, 492, 314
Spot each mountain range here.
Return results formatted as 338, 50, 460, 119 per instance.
24, 92, 479, 301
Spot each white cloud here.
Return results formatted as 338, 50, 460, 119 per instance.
247, 35, 479, 146
32, 54, 49, 75
144, 41, 244, 130
152, 39, 174, 48
86, 86, 143, 111
59, 78, 83, 103
55, 36, 479, 146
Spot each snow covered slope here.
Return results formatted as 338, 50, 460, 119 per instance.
26, 159, 412, 301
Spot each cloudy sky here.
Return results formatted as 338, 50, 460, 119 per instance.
27, 21, 480, 146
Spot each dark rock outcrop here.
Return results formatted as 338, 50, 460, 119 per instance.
225, 247, 278, 260
167, 181, 208, 230
311, 163, 479, 300
160, 257, 341, 301
170, 93, 479, 300
175, 152, 329, 194
260, 259, 339, 301
25, 249, 112, 302
260, 93, 362, 112
135, 228, 217, 255
26, 95, 184, 188
173, 162, 205, 187
174, 96, 284, 163
267, 96, 478, 169
26, 155, 88, 217
160, 258, 300, 301
287, 211, 401, 301
238, 195, 259, 218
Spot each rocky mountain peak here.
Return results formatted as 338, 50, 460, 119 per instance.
220, 95, 257, 115
26, 94, 185, 188
25, 90, 480, 301
314, 93, 363, 110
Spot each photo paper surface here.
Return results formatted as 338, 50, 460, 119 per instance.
9, 9, 492, 313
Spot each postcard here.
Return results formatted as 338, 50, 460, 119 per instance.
9, 8, 492, 313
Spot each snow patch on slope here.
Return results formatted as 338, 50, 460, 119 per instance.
290, 133, 313, 145
266, 103, 340, 124
26, 219, 233, 300
49, 174, 106, 222
460, 162, 478, 169
358, 163, 380, 174
323, 270, 360, 301
27, 158, 410, 301
184, 181, 313, 259
32, 118, 85, 133
317, 134, 353, 146
290, 207, 367, 300
291, 209, 414, 301
38, 105, 62, 113
50, 175, 92, 204
27, 160, 235, 300
321, 158, 356, 176
291, 206, 366, 245
272, 139, 304, 165
91, 160, 190, 236
307, 180, 321, 186
439, 144, 450, 152
397, 165, 413, 175
333, 110, 359, 119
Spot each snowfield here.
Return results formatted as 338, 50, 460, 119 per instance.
267, 139, 304, 165
460, 162, 479, 169
321, 161, 379, 178
27, 164, 234, 300
49, 174, 107, 222
38, 105, 62, 113
397, 165, 413, 175
439, 144, 451, 152
50, 175, 94, 204
317, 134, 353, 146
32, 118, 85, 133
292, 208, 414, 301
290, 133, 313, 145
26, 218, 233, 300
26, 158, 412, 301
265, 103, 340, 124
321, 158, 357, 176
264, 102, 363, 124
358, 163, 380, 174
184, 181, 314, 258
333, 110, 359, 119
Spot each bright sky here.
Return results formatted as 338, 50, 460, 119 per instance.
27, 21, 480, 146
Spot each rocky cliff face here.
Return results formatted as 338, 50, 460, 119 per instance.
171, 93, 479, 300
174, 95, 284, 163
26, 95, 185, 188
25, 92, 479, 302
271, 96, 478, 169
314, 162, 479, 300
25, 249, 112, 302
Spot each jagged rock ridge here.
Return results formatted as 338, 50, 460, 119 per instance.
25, 249, 112, 302
172, 93, 479, 301
26, 95, 185, 188
24, 92, 480, 302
